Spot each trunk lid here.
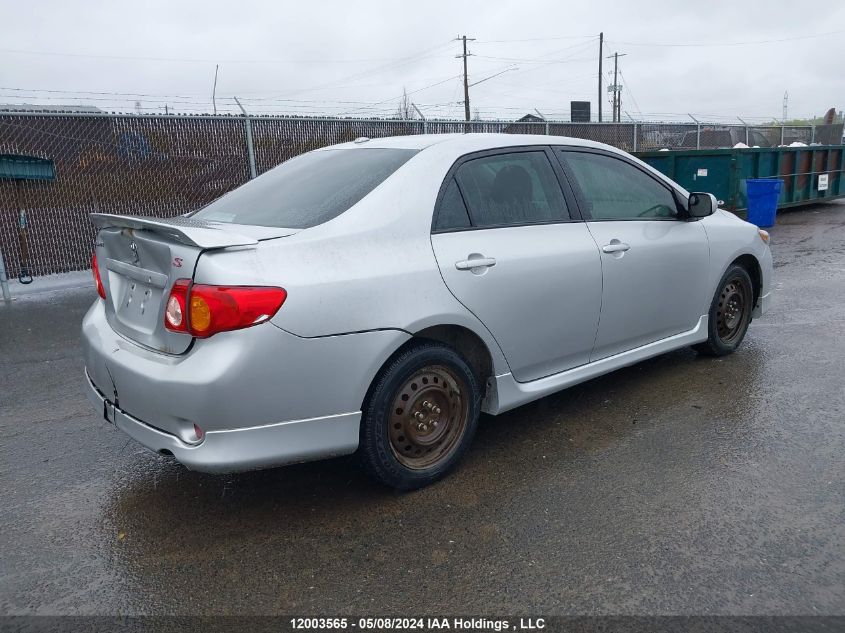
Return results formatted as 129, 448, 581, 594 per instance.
91, 213, 297, 354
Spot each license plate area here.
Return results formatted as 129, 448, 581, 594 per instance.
111, 274, 163, 333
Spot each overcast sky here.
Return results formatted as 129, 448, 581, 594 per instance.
0, 0, 842, 122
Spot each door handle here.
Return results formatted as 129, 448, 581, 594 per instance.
455, 257, 496, 271
601, 242, 630, 254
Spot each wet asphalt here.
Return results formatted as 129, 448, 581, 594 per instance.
1, 201, 843, 616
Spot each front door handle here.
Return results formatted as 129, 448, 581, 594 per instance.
455, 256, 497, 271
601, 241, 631, 254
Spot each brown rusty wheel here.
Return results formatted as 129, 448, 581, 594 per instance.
716, 275, 752, 345
388, 365, 469, 470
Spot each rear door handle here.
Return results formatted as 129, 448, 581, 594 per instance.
455, 257, 496, 271
601, 242, 630, 254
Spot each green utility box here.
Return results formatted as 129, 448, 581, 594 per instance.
635, 145, 845, 212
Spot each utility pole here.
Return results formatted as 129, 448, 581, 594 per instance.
598, 32, 603, 122
456, 35, 475, 122
606, 51, 626, 122
613, 52, 619, 122
782, 91, 789, 121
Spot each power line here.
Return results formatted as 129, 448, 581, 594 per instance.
479, 73, 597, 94
470, 38, 599, 95
473, 54, 595, 64
606, 29, 845, 48
617, 69, 641, 117
463, 37, 595, 118
474, 35, 598, 44
275, 41, 455, 99
0, 47, 448, 65
335, 75, 462, 117
0, 41, 457, 107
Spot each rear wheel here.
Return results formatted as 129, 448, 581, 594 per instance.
694, 264, 754, 356
359, 342, 481, 490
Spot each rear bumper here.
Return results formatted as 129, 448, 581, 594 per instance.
85, 370, 360, 473
81, 299, 410, 473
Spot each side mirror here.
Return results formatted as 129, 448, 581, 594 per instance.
688, 192, 717, 218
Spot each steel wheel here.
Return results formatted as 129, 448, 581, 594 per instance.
716, 276, 752, 345
387, 365, 469, 470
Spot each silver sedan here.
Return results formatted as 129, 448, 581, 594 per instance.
82, 134, 773, 489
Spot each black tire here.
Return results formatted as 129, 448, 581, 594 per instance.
693, 264, 754, 357
359, 341, 481, 490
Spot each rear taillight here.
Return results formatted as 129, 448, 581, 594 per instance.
165, 279, 190, 332
92, 252, 106, 300
163, 279, 286, 338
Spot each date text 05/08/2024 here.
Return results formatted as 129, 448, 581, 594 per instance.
289, 617, 547, 631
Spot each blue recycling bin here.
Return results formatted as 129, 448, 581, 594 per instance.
746, 179, 782, 228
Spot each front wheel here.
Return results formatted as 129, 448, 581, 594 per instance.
359, 342, 481, 490
694, 264, 754, 357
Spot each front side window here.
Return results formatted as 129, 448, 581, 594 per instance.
452, 151, 569, 228
559, 151, 678, 220
193, 148, 417, 229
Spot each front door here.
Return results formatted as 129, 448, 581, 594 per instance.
557, 149, 711, 361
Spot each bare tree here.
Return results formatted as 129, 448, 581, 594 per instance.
396, 87, 413, 120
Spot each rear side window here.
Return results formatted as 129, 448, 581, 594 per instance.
453, 151, 569, 228
193, 148, 417, 229
559, 151, 678, 220
435, 179, 472, 231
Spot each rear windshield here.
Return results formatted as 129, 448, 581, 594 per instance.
193, 148, 418, 229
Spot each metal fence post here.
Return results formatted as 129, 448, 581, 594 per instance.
0, 247, 11, 302
545, 120, 550, 135
234, 96, 257, 179
411, 103, 427, 134
811, 125, 816, 144
780, 126, 785, 146
632, 123, 638, 152
688, 114, 701, 149
243, 117, 257, 179
737, 117, 750, 146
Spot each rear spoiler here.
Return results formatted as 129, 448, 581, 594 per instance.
90, 213, 258, 249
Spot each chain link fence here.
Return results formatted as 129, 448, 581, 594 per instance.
1, 112, 843, 278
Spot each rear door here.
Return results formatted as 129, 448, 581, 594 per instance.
556, 149, 710, 361
430, 148, 603, 382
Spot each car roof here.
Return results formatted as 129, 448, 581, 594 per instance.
324, 132, 620, 154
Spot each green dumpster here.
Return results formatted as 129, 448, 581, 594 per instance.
635, 145, 845, 213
